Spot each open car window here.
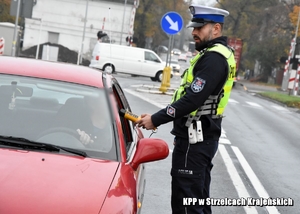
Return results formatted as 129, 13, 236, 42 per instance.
0, 74, 116, 160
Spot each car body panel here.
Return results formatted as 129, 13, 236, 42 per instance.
1, 56, 103, 88
169, 60, 181, 73
89, 43, 165, 79
171, 48, 181, 55
178, 53, 187, 62
0, 56, 169, 214
0, 149, 118, 214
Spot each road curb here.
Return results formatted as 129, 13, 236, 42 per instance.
133, 84, 175, 96
240, 83, 300, 113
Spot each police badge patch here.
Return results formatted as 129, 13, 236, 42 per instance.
167, 105, 176, 118
191, 77, 206, 93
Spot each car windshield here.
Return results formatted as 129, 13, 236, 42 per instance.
0, 74, 116, 160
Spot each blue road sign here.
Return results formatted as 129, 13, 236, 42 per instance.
161, 11, 183, 35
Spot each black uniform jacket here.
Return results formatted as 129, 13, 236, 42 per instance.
151, 36, 229, 141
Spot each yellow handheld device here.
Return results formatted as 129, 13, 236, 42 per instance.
119, 109, 157, 131
119, 109, 140, 122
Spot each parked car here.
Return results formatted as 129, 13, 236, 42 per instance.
178, 53, 188, 62
171, 48, 181, 55
169, 59, 181, 73
90, 43, 172, 82
155, 45, 168, 54
0, 56, 169, 214
186, 51, 193, 58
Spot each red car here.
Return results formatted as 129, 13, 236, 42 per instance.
0, 56, 169, 214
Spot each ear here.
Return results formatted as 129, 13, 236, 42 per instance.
213, 23, 222, 36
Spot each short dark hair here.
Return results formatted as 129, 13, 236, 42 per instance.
97, 31, 107, 39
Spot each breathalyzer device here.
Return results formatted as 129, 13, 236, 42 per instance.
119, 109, 140, 122
119, 109, 156, 131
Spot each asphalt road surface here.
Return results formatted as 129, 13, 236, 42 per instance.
114, 62, 300, 214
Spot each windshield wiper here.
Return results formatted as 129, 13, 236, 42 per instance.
0, 135, 87, 157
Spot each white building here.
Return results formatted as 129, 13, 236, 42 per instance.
23, 0, 139, 60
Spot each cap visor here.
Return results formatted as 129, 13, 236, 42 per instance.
187, 22, 207, 28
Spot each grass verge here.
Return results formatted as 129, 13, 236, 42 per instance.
258, 91, 300, 109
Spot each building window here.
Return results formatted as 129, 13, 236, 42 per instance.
48, 32, 59, 44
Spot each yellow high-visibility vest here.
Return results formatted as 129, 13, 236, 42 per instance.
171, 44, 236, 124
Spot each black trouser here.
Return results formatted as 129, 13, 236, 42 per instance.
171, 137, 218, 214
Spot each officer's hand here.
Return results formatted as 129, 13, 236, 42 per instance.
137, 114, 155, 130
77, 129, 94, 145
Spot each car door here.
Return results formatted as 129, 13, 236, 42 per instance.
122, 48, 142, 75
142, 51, 164, 77
109, 77, 146, 213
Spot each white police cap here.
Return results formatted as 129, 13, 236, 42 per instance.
187, 5, 229, 28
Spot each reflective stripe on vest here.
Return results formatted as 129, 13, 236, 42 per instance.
171, 43, 236, 126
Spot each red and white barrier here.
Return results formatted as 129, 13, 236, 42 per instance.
294, 64, 300, 95
102, 17, 106, 30
127, 0, 137, 45
283, 38, 296, 76
0, 37, 5, 56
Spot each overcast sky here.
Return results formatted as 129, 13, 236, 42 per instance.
192, 0, 216, 6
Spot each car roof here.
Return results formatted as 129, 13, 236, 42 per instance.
0, 56, 105, 88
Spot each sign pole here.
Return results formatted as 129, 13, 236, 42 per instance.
292, 9, 300, 95
11, 0, 21, 57
77, 0, 89, 65
160, 11, 183, 92
165, 35, 171, 67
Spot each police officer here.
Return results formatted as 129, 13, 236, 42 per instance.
137, 4, 236, 214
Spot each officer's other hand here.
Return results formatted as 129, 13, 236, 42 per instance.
77, 129, 94, 145
137, 114, 155, 130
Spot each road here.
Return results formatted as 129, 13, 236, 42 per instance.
114, 58, 300, 214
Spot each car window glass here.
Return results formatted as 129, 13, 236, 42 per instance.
0, 74, 116, 160
111, 81, 135, 159
145, 51, 160, 62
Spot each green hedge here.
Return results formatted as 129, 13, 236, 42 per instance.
258, 92, 300, 109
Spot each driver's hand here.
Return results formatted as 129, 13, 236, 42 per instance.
77, 129, 94, 145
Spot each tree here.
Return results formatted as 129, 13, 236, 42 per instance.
0, 0, 15, 23
289, 5, 300, 38
134, 0, 191, 49
216, 0, 294, 81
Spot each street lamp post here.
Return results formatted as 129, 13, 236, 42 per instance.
120, 0, 128, 45
34, 18, 43, 59
77, 0, 89, 65
12, 0, 21, 57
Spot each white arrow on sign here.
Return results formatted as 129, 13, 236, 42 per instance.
165, 15, 178, 31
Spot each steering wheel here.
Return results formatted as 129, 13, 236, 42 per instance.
36, 127, 85, 148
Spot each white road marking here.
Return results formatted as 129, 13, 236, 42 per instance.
124, 89, 165, 109
245, 101, 263, 108
271, 105, 288, 112
218, 145, 258, 214
220, 128, 231, 144
127, 88, 276, 214
232, 146, 280, 214
219, 138, 231, 144
229, 98, 239, 104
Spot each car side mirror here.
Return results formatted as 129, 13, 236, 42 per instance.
131, 138, 169, 170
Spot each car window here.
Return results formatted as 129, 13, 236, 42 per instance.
111, 80, 136, 160
0, 74, 116, 160
145, 51, 160, 62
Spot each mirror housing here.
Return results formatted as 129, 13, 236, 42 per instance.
131, 138, 169, 170
0, 85, 33, 97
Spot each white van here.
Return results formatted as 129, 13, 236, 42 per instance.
89, 43, 171, 82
